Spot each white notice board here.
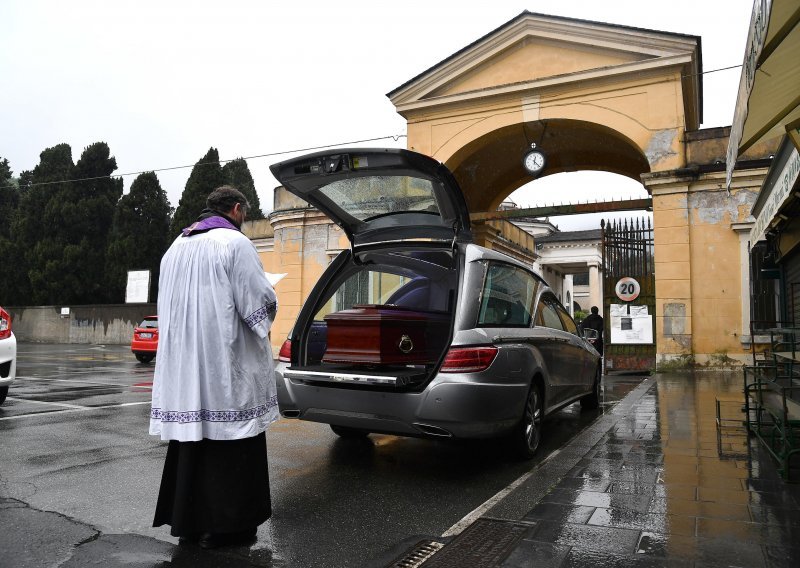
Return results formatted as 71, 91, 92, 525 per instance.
126, 270, 151, 303
610, 315, 653, 344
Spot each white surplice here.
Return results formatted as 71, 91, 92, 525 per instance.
149, 226, 278, 441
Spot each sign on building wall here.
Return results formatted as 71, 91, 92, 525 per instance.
750, 144, 800, 243
615, 277, 641, 302
610, 303, 653, 344
125, 270, 151, 304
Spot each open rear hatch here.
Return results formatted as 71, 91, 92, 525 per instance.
270, 148, 472, 251
271, 149, 470, 389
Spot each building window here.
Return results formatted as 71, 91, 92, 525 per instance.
573, 272, 589, 286
750, 242, 779, 328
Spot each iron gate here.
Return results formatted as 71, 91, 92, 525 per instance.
601, 217, 656, 372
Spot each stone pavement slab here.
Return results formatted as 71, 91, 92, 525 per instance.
499, 373, 800, 567
389, 372, 800, 568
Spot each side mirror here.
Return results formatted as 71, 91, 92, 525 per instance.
582, 328, 599, 340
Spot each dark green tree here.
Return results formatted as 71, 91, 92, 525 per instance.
22, 142, 122, 305
0, 157, 19, 239
13, 144, 75, 305
222, 158, 264, 219
169, 147, 225, 239
0, 158, 23, 305
105, 172, 172, 302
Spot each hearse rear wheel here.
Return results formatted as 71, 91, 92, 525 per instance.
511, 384, 542, 459
330, 425, 370, 439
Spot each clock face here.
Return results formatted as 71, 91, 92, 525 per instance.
523, 150, 545, 173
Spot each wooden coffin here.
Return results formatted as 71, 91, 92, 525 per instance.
322, 304, 450, 365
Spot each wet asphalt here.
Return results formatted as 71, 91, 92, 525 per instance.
2, 344, 797, 567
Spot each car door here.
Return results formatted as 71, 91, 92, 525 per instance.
533, 294, 576, 406
553, 301, 595, 399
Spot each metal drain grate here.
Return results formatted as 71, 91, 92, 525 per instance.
387, 540, 445, 568
423, 518, 533, 568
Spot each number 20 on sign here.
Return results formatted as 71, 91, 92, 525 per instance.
615, 277, 640, 302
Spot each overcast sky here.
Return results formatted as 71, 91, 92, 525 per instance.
0, 1, 753, 230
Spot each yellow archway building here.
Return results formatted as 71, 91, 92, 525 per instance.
258, 12, 778, 367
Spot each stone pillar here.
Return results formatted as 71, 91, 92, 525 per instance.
588, 262, 602, 309
642, 174, 694, 362
267, 188, 346, 348
732, 222, 755, 343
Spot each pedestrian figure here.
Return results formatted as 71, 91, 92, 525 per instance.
582, 305, 604, 356
150, 186, 278, 549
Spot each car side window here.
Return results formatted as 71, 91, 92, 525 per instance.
477, 263, 537, 327
555, 303, 579, 335
537, 297, 565, 331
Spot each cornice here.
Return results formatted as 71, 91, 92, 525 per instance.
390, 13, 699, 111
644, 166, 771, 195
394, 54, 693, 116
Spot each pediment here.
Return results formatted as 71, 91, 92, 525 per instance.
429, 37, 652, 99
389, 12, 701, 112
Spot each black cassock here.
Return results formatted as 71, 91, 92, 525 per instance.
153, 432, 271, 537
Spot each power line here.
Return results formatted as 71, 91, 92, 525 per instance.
682, 63, 742, 78
0, 63, 745, 193
0, 133, 408, 191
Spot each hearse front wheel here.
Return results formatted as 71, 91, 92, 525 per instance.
330, 425, 370, 439
511, 384, 543, 459
580, 366, 602, 410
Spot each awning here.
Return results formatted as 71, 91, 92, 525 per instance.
749, 137, 800, 244
726, 0, 800, 189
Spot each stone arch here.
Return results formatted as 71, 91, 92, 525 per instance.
443, 118, 651, 212
389, 11, 702, 213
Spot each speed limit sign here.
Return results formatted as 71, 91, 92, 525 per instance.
615, 277, 640, 302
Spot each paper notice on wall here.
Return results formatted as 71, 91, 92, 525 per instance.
610, 314, 653, 344
610, 304, 628, 316
629, 305, 648, 316
125, 270, 151, 303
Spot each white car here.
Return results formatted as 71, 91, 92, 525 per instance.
0, 306, 16, 405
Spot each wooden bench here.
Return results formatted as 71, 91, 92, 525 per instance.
744, 365, 800, 480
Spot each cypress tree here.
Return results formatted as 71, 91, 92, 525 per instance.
0, 157, 19, 239
22, 142, 122, 305
105, 172, 172, 303
169, 148, 225, 239
0, 158, 23, 304
222, 158, 264, 219
16, 144, 75, 305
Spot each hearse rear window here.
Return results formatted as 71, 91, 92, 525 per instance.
317, 176, 440, 221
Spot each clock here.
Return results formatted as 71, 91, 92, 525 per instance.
522, 149, 546, 175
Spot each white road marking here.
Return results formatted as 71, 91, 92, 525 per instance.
0, 400, 151, 421
441, 448, 562, 538
5, 397, 87, 409
16, 375, 151, 388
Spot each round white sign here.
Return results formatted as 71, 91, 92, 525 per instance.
615, 277, 640, 302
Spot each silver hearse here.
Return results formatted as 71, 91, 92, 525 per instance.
270, 148, 601, 457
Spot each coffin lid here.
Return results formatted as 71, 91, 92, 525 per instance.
270, 148, 472, 249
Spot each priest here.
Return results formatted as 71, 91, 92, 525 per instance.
150, 185, 278, 549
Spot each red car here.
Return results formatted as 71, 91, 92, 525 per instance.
131, 315, 158, 363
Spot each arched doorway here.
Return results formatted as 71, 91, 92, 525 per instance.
445, 118, 651, 213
